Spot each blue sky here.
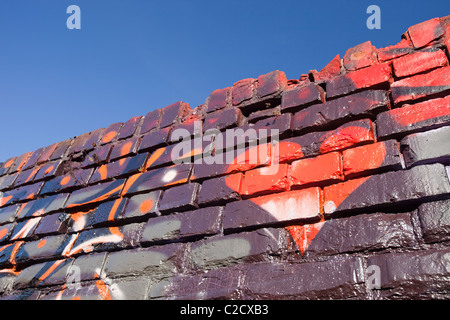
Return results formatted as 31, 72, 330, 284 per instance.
0, 0, 449, 162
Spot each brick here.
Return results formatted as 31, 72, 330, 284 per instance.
367, 248, 450, 298
120, 190, 162, 219
248, 105, 281, 123
33, 212, 71, 236
377, 38, 412, 62
89, 153, 147, 183
240, 163, 290, 196
400, 126, 450, 167
33, 161, 62, 181
192, 143, 271, 180
417, 199, 450, 243
109, 136, 140, 160
10, 218, 41, 240
257, 70, 287, 98
391, 66, 450, 104
0, 182, 44, 207
0, 205, 19, 225
311, 54, 342, 82
65, 179, 126, 209
164, 266, 242, 300
232, 78, 255, 106
13, 258, 73, 289
69, 223, 143, 254
13, 167, 40, 187
324, 163, 450, 214
293, 90, 389, 131
292, 152, 343, 186
342, 140, 404, 177
248, 113, 292, 138
49, 139, 72, 160
0, 174, 17, 192
40, 168, 93, 195
203, 108, 244, 132
100, 122, 123, 145
198, 173, 242, 205
159, 101, 191, 128
407, 17, 444, 48
377, 95, 450, 138
81, 145, 112, 168
121, 163, 192, 196
76, 198, 127, 229
206, 87, 231, 113
138, 127, 171, 151
83, 128, 107, 151
70, 252, 107, 282
280, 83, 325, 111
141, 206, 223, 243
15, 234, 69, 264
22, 148, 44, 171
393, 48, 448, 78
158, 182, 200, 214
103, 243, 185, 278
305, 212, 416, 256
241, 256, 365, 299
343, 41, 378, 71
8, 152, 32, 174
285, 119, 375, 160
223, 188, 322, 231
0, 243, 20, 267
0, 158, 15, 176
170, 118, 203, 143
140, 109, 161, 134
35, 144, 59, 165
117, 116, 142, 140
16, 193, 68, 220
189, 228, 285, 268
67, 132, 92, 155
326, 63, 392, 98
0, 270, 16, 293
0, 224, 13, 243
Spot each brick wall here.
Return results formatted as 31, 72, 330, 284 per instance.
1, 16, 450, 300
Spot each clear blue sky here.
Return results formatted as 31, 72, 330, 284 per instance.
0, 0, 449, 162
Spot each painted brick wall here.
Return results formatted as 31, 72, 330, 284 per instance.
1, 16, 450, 300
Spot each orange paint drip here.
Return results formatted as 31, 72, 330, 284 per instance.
94, 274, 112, 300
0, 228, 8, 240
98, 164, 108, 181
66, 185, 123, 209
121, 172, 143, 195
38, 259, 64, 282
120, 142, 133, 157
0, 195, 13, 207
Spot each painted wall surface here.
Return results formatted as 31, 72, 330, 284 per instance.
1, 16, 450, 300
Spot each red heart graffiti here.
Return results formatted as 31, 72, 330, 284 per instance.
225, 126, 386, 254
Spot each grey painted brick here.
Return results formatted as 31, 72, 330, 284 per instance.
401, 126, 450, 167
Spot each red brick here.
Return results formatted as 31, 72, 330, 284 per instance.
377, 95, 450, 138
281, 83, 325, 111
40, 168, 93, 195
49, 139, 72, 160
377, 38, 413, 62
138, 127, 171, 151
232, 78, 255, 105
343, 41, 378, 71
310, 54, 342, 82
240, 163, 290, 197
81, 145, 112, 168
291, 152, 343, 186
36, 143, 59, 165
83, 128, 106, 151
257, 70, 287, 98
407, 17, 444, 48
392, 49, 448, 78
197, 173, 242, 205
158, 182, 200, 214
326, 62, 392, 98
206, 87, 231, 113
33, 160, 62, 181
65, 179, 125, 209
8, 152, 33, 174
391, 65, 450, 104
0, 182, 43, 207
342, 140, 403, 177
22, 148, 44, 171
